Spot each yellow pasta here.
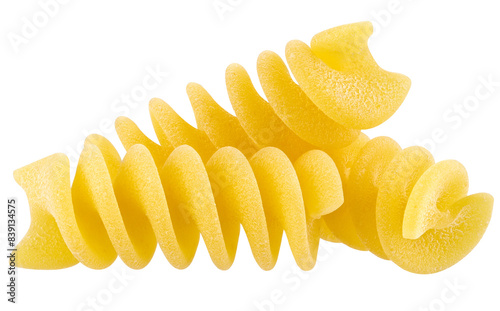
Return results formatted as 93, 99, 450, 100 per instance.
15, 136, 343, 271
322, 136, 493, 274
13, 21, 493, 274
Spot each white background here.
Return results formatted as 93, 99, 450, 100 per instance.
1, 0, 499, 310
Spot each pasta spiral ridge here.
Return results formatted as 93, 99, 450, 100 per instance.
13, 22, 493, 274
321, 134, 493, 274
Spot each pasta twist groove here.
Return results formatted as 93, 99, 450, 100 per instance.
14, 22, 493, 274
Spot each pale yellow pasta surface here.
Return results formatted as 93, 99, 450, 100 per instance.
14, 22, 492, 274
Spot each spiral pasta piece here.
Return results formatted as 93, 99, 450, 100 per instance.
14, 135, 343, 271
125, 21, 409, 162
13, 21, 492, 273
